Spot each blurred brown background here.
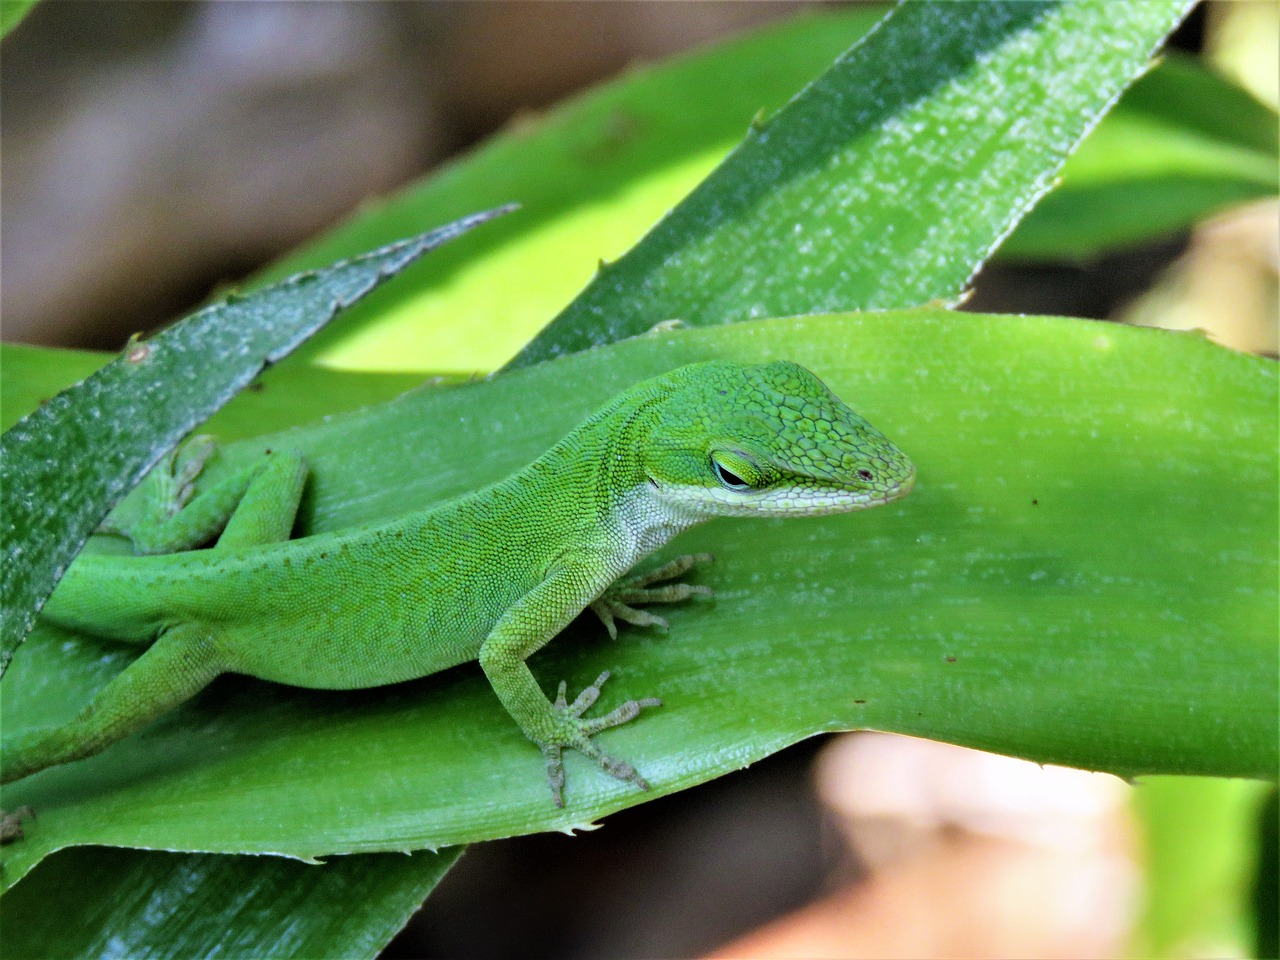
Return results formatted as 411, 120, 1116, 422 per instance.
1, 1, 805, 349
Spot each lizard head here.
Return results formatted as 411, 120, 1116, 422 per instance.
642, 360, 915, 517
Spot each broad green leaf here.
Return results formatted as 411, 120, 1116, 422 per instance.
0, 845, 461, 959
3, 310, 1274, 893
0, 209, 507, 674
1002, 52, 1280, 260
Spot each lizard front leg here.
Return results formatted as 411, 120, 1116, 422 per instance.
478, 562, 661, 808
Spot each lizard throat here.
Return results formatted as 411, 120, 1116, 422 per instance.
608, 483, 705, 567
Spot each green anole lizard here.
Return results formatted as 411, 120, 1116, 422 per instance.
0, 360, 914, 831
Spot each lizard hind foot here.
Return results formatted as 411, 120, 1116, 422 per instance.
97, 434, 220, 541
147, 434, 220, 518
590, 553, 715, 639
168, 434, 220, 510
542, 672, 661, 807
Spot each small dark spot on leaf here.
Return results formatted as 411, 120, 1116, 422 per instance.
945, 656, 957, 663
247, 381, 265, 393
853, 699, 866, 705
1031, 498, 1039, 506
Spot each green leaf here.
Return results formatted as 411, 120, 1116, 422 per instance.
0, 0, 39, 39
1001, 52, 1280, 260
0, 209, 508, 674
0, 845, 461, 959
251, 5, 886, 374
3, 310, 1274, 893
512, 0, 1196, 366
1130, 778, 1274, 958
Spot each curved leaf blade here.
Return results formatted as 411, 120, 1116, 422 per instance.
2, 310, 1273, 890
0, 845, 460, 959
513, 0, 1195, 366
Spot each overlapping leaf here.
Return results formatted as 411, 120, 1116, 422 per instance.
0, 211, 508, 673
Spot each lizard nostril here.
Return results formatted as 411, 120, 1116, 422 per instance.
857, 469, 873, 482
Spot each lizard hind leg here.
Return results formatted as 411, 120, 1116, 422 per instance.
0, 622, 224, 789
590, 552, 715, 638
213, 449, 307, 549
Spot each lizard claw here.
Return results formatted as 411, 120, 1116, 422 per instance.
540, 672, 661, 807
543, 744, 567, 808
590, 553, 714, 636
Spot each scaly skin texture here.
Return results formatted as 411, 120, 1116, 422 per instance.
0, 360, 915, 816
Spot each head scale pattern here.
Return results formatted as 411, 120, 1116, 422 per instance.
641, 360, 915, 517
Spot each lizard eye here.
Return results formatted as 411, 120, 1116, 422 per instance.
711, 454, 753, 491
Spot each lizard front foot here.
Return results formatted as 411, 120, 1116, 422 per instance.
590, 552, 715, 638
541, 671, 661, 808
